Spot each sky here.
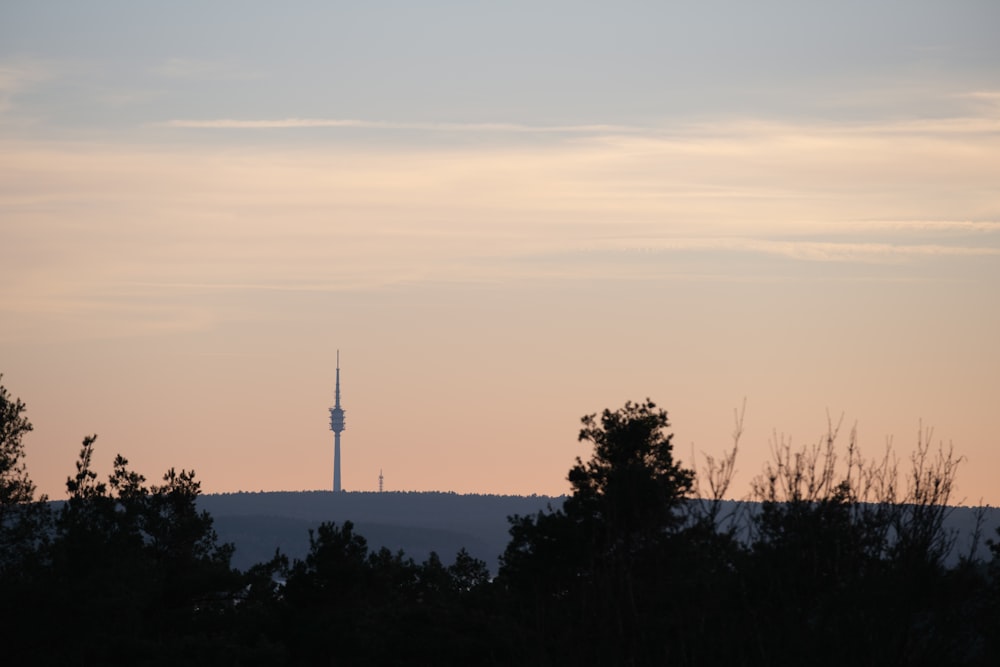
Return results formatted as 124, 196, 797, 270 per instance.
2, 1, 998, 504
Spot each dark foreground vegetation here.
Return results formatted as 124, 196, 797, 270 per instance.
2, 376, 999, 665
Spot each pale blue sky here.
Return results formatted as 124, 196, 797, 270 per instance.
4, 1, 999, 129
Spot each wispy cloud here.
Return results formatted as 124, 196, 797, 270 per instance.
4, 90, 999, 346
590, 237, 1000, 263
958, 90, 1000, 106
843, 220, 1000, 234
164, 114, 1000, 136
162, 90, 1000, 138
0, 60, 52, 113
162, 117, 638, 133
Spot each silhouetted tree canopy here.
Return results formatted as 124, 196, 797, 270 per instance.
0, 376, 47, 577
2, 375, 999, 666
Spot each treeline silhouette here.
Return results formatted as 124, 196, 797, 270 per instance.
2, 378, 999, 666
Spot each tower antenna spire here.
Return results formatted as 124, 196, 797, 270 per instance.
328, 350, 346, 492
335, 350, 341, 407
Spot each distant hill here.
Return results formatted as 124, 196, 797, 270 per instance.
198, 491, 564, 572
199, 491, 1000, 573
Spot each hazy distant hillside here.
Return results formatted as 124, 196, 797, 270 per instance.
199, 491, 563, 571
199, 492, 999, 573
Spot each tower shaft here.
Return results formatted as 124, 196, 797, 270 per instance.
328, 350, 346, 492
334, 432, 342, 493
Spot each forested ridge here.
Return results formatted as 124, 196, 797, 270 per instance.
199, 492, 993, 574
197, 490, 563, 572
2, 377, 999, 666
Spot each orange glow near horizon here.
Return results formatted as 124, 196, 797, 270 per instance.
2, 2, 998, 506
4, 123, 998, 504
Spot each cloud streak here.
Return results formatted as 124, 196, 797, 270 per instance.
588, 236, 1000, 263
0, 60, 52, 113
5, 90, 1000, 346
162, 90, 1000, 138
162, 117, 639, 134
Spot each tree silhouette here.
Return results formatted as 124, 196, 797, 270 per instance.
568, 399, 694, 546
278, 519, 498, 666
10, 435, 245, 665
500, 400, 704, 664
740, 419, 983, 665
0, 376, 47, 576
0, 376, 35, 507
0, 377, 53, 662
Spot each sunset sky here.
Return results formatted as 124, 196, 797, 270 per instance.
2, 1, 999, 504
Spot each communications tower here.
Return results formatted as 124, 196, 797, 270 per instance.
328, 351, 346, 492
